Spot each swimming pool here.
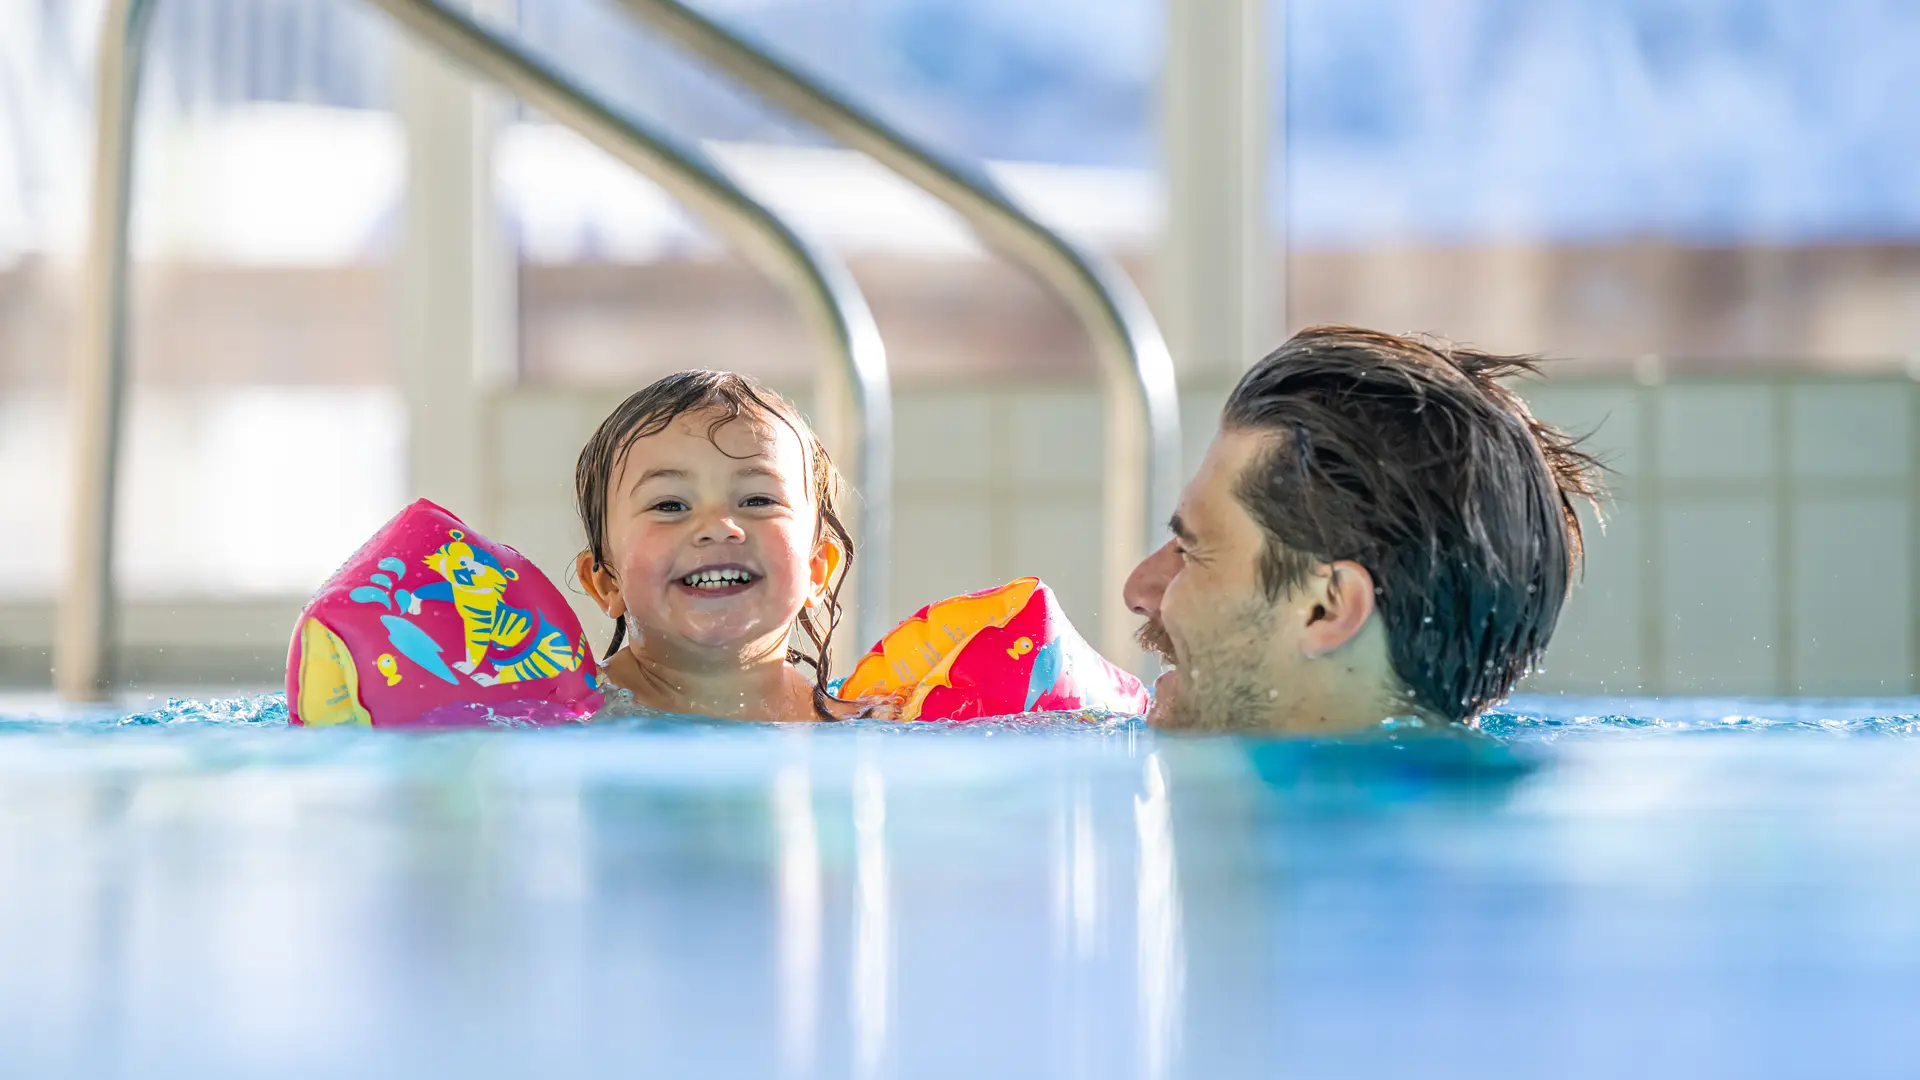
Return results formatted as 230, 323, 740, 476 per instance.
3, 694, 1917, 1079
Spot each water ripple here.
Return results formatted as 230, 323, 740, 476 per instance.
6, 692, 1920, 739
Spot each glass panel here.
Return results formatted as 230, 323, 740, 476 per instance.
1285, 0, 1920, 366
500, 0, 1163, 388
0, 0, 405, 603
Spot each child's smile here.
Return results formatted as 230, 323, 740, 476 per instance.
597, 410, 832, 660
675, 563, 760, 596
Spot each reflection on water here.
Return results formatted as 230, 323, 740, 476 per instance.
2, 696, 1920, 1077
851, 760, 890, 1080
1068, 778, 1099, 960
771, 766, 821, 1078
1134, 754, 1183, 1080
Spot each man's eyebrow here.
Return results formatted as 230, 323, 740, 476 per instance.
1168, 513, 1197, 544
629, 467, 689, 496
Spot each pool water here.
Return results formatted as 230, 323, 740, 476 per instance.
3, 694, 1918, 1079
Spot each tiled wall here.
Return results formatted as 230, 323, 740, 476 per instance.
3, 373, 1914, 696
1521, 374, 1915, 695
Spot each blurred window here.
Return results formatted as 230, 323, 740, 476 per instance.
0, 0, 403, 601
1285, 0, 1920, 365
5, 0, 1918, 603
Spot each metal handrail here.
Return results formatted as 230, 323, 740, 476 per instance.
55, 0, 892, 700
54, 0, 154, 702
609, 0, 1181, 663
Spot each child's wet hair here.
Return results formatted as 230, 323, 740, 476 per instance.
574, 370, 855, 707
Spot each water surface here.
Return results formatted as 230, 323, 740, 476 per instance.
2, 693, 1916, 1079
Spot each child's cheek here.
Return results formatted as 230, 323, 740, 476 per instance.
617, 536, 669, 609
769, 525, 812, 594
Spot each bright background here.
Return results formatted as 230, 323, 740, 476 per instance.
4, 0, 1919, 693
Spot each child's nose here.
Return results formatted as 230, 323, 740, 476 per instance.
693, 513, 747, 545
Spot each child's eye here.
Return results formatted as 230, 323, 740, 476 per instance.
741, 495, 779, 508
648, 499, 689, 513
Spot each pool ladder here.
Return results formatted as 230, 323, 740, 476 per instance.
56, 0, 1181, 700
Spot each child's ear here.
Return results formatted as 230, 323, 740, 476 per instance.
576, 552, 625, 618
809, 535, 845, 604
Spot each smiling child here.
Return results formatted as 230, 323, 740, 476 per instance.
573, 370, 867, 722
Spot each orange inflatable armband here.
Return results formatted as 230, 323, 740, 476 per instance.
841, 577, 1149, 721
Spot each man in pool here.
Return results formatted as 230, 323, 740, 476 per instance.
1123, 325, 1601, 733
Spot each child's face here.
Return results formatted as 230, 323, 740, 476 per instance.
589, 409, 835, 660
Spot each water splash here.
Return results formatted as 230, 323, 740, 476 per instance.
117, 695, 289, 727
1485, 695, 1920, 740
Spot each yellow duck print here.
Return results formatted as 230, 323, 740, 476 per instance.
409, 530, 582, 686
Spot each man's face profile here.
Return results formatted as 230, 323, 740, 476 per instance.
1124, 429, 1295, 731
1139, 328, 1600, 732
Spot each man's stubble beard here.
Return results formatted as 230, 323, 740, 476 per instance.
1138, 594, 1282, 732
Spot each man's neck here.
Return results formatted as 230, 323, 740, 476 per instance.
1275, 634, 1413, 735
1275, 685, 1414, 735
1282, 687, 1420, 730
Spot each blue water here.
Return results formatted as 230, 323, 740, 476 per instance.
3, 693, 1918, 1078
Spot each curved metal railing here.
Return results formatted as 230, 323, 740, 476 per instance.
55, 0, 892, 699
609, 0, 1181, 663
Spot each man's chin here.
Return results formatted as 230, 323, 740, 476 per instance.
1144, 668, 1186, 729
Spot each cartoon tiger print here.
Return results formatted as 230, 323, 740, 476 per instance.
411, 530, 582, 686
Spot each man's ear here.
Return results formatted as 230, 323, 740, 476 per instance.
1298, 560, 1377, 659
576, 552, 625, 618
808, 535, 845, 605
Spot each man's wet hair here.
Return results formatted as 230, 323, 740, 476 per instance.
1222, 326, 1602, 724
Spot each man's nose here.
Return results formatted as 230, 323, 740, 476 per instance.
1124, 540, 1176, 618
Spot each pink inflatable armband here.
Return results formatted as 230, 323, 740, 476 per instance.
286, 499, 602, 727
841, 577, 1149, 721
